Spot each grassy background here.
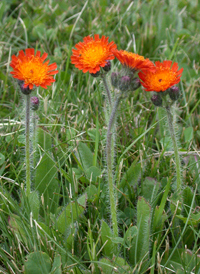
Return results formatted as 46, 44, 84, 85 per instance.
0, 0, 200, 273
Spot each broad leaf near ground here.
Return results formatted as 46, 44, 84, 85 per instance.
24, 251, 51, 274
35, 128, 60, 214
56, 194, 86, 234
129, 197, 151, 268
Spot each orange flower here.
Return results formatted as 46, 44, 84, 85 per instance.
112, 49, 155, 72
138, 60, 183, 92
10, 48, 58, 89
71, 34, 117, 74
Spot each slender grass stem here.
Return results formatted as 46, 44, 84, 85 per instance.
25, 94, 31, 196
106, 96, 121, 237
165, 105, 182, 192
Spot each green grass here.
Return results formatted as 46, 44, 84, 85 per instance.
1, 0, 200, 273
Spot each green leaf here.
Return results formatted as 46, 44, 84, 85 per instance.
78, 142, 94, 170
35, 128, 59, 214
0, 1, 6, 21
182, 186, 194, 217
188, 156, 200, 187
153, 177, 171, 231
184, 127, 193, 142
85, 166, 101, 182
56, 194, 86, 234
66, 128, 77, 144
141, 177, 160, 204
5, 135, 12, 143
28, 191, 40, 220
51, 254, 62, 274
86, 185, 98, 202
162, 248, 200, 273
160, 136, 171, 151
99, 257, 131, 274
17, 134, 25, 145
0, 163, 6, 176
176, 212, 200, 226
24, 251, 51, 274
101, 220, 116, 258
130, 197, 151, 266
0, 153, 5, 165
77, 193, 87, 207
120, 161, 141, 188
46, 28, 58, 41
125, 225, 137, 247
109, 237, 126, 246
136, 197, 151, 261
87, 128, 99, 141
37, 222, 51, 238
152, 205, 168, 243
32, 23, 46, 40
9, 214, 28, 245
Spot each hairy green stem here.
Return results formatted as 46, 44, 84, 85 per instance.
32, 112, 37, 168
102, 74, 112, 107
106, 96, 121, 237
25, 94, 31, 196
166, 105, 182, 191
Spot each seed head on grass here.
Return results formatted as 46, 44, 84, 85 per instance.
10, 48, 58, 90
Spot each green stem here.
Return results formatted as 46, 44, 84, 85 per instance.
25, 94, 31, 196
32, 112, 37, 169
106, 95, 121, 237
165, 105, 182, 191
102, 74, 112, 107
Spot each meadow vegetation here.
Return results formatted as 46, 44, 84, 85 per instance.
0, 0, 200, 273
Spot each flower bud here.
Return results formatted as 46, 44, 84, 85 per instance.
130, 77, 141, 91
18, 80, 32, 95
111, 72, 119, 88
119, 75, 131, 92
151, 94, 162, 106
103, 60, 111, 72
168, 86, 180, 101
90, 71, 100, 77
30, 96, 40, 111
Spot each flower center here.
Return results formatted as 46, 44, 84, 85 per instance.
80, 41, 107, 67
16, 56, 49, 85
148, 67, 177, 91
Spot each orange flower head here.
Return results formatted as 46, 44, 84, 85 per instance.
10, 48, 58, 89
112, 49, 155, 72
138, 60, 183, 92
71, 34, 117, 74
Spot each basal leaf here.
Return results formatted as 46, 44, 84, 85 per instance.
141, 177, 160, 204
77, 142, 94, 171
51, 254, 62, 274
99, 257, 131, 274
24, 251, 51, 274
120, 161, 141, 189
35, 128, 59, 214
101, 220, 116, 258
133, 197, 151, 265
28, 191, 40, 220
56, 194, 86, 234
